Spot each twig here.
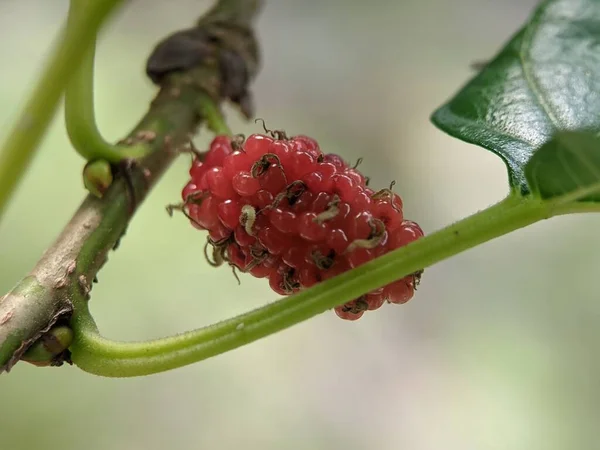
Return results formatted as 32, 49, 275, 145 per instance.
0, 0, 261, 372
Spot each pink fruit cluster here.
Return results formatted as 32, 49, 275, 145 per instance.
181, 133, 424, 320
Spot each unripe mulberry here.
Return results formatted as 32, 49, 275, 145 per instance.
180, 132, 424, 320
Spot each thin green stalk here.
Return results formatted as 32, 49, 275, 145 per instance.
200, 99, 232, 136
0, 0, 126, 220
70, 194, 550, 377
64, 1, 149, 163
553, 201, 600, 215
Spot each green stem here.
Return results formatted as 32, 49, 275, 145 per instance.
64, 1, 149, 163
0, 0, 126, 220
70, 194, 550, 377
554, 201, 600, 215
200, 99, 232, 136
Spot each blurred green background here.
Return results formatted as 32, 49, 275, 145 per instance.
2, 0, 600, 449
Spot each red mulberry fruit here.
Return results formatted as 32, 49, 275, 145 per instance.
180, 133, 424, 320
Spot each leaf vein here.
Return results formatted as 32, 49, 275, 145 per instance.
519, 12, 561, 129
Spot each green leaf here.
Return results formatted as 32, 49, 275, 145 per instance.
431, 0, 600, 194
525, 131, 600, 203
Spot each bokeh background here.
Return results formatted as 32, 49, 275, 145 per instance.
2, 0, 599, 449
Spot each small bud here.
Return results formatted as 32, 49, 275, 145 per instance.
83, 160, 113, 198
21, 326, 74, 367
